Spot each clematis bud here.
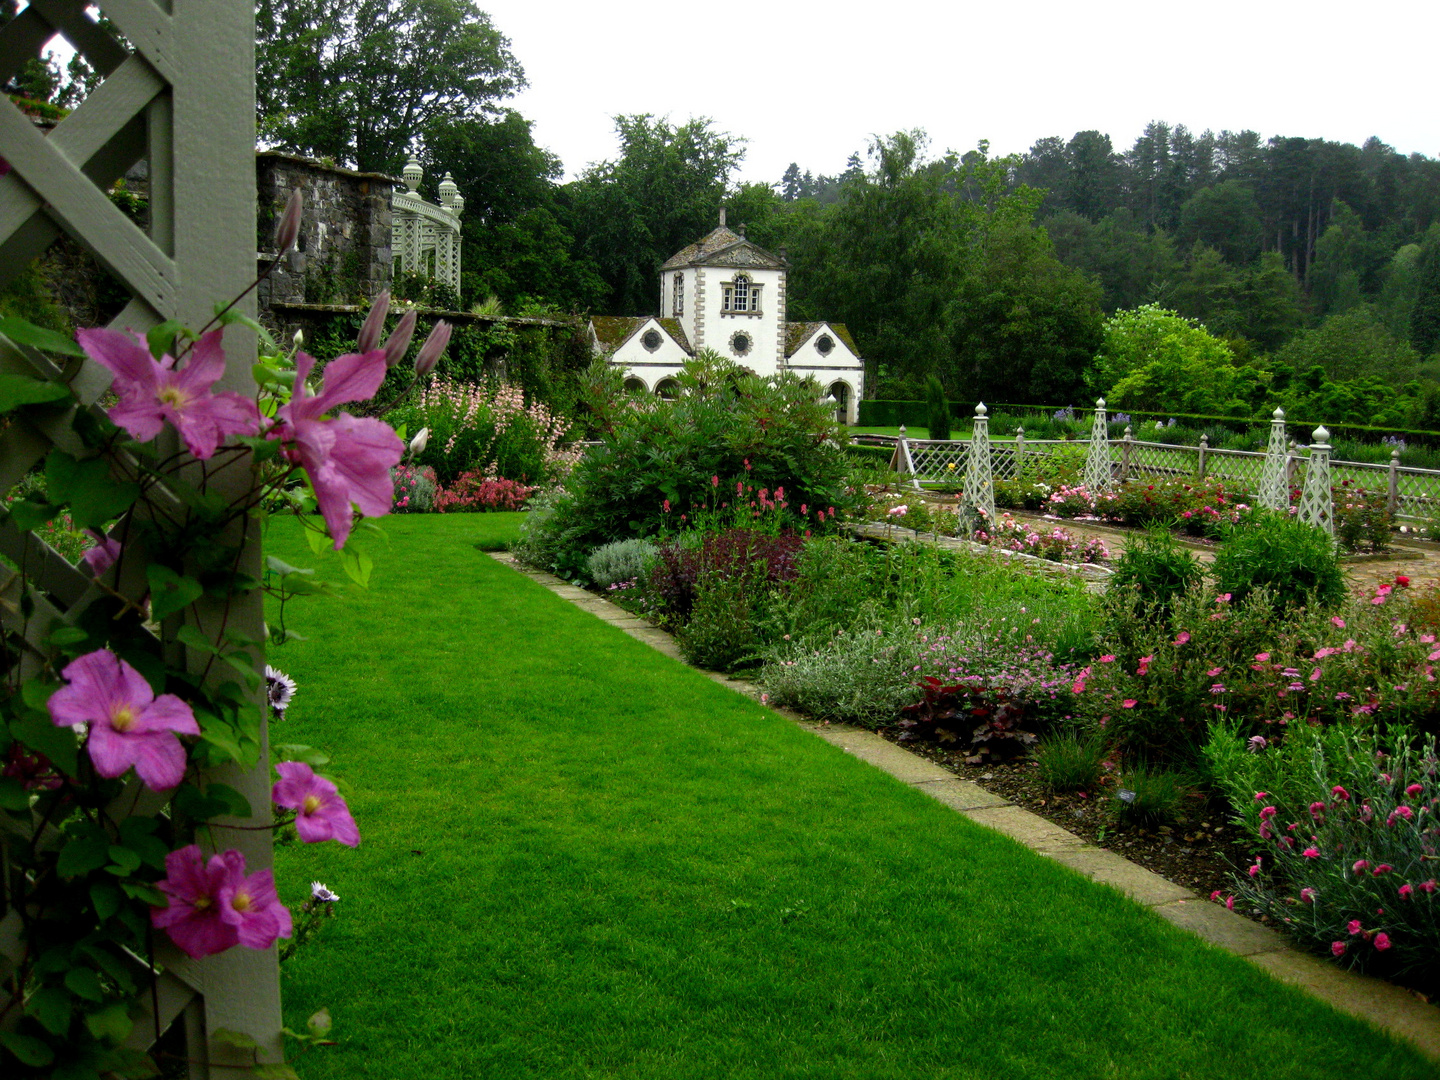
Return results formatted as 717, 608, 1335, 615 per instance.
414, 320, 452, 376
357, 291, 391, 353
383, 309, 417, 367
409, 427, 429, 456
275, 188, 303, 254
292, 329, 304, 350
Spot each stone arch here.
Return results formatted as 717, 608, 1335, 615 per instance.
827, 380, 853, 424
623, 375, 648, 394
655, 378, 681, 400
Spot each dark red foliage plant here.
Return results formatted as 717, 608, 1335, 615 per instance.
898, 676, 1039, 763
649, 528, 804, 619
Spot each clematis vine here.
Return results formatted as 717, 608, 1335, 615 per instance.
269, 349, 404, 549
151, 845, 292, 959
77, 327, 261, 458
48, 649, 200, 790
272, 761, 361, 846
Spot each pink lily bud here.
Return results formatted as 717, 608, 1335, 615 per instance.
383, 309, 418, 367
414, 320, 452, 376
275, 188, 304, 254
357, 292, 391, 353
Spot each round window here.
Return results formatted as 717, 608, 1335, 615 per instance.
816, 334, 835, 356
730, 331, 752, 357
641, 329, 662, 352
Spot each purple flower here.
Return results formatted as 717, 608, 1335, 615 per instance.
48, 649, 199, 790
82, 530, 122, 576
77, 328, 260, 459
272, 761, 360, 847
272, 350, 403, 549
151, 845, 292, 958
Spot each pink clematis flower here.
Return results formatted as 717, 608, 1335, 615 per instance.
77, 328, 260, 459
271, 761, 360, 846
151, 845, 292, 958
271, 350, 404, 549
48, 649, 199, 790
82, 530, 122, 576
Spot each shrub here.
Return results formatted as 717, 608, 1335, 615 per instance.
391, 463, 438, 512
677, 568, 765, 671
649, 528, 804, 621
1108, 525, 1203, 620
761, 624, 926, 727
925, 375, 951, 442
1205, 723, 1440, 988
585, 538, 659, 589
1333, 483, 1393, 554
1211, 512, 1346, 614
434, 472, 538, 512
1035, 732, 1108, 792
975, 514, 1109, 564
532, 353, 850, 566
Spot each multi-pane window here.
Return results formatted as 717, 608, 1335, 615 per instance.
673, 273, 684, 315
722, 273, 761, 314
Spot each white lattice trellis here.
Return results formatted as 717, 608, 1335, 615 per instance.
1083, 398, 1112, 493
393, 156, 463, 295
1259, 407, 1289, 510
1298, 426, 1335, 537
0, 2, 280, 1073
963, 403, 995, 523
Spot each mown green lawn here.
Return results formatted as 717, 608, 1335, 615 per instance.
266, 513, 1438, 1080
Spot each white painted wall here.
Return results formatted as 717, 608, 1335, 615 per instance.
695, 265, 784, 375
785, 325, 865, 423
610, 318, 693, 379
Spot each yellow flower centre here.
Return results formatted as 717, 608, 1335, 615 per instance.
111, 705, 136, 733
158, 385, 189, 408
302, 794, 322, 815
193, 896, 212, 912
231, 892, 252, 912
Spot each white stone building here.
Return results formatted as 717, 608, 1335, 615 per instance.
589, 210, 864, 423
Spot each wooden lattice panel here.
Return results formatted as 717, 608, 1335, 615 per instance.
0, 2, 280, 1073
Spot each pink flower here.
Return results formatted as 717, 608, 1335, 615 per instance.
1254, 652, 1270, 663
663, 499, 671, 513
271, 762, 360, 847
1247, 735, 1267, 752
1399, 884, 1414, 899
1353, 860, 1370, 873
151, 845, 292, 958
1225, 895, 1235, 910
1332, 786, 1350, 801
1389, 806, 1414, 823
1406, 783, 1423, 797
1347, 919, 1363, 935
1098, 654, 1116, 664
1174, 631, 1190, 645
1419, 880, 1437, 894
48, 649, 199, 790
1248, 862, 1260, 878
1137, 655, 1154, 676
271, 350, 404, 549
1372, 864, 1393, 876
1121, 699, 1137, 709
1374, 932, 1391, 951
1301, 847, 1321, 858
712, 475, 720, 487
1206, 667, 1223, 677
1331, 616, 1346, 628
82, 530, 122, 576
1300, 888, 1316, 904
77, 328, 260, 459
1331, 941, 1347, 957
1259, 805, 1278, 820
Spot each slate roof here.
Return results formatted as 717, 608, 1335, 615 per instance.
589, 315, 692, 356
784, 321, 860, 358
662, 226, 786, 271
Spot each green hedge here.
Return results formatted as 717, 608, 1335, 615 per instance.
844, 443, 896, 468
858, 400, 966, 427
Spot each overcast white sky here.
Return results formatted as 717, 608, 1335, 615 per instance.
481, 0, 1438, 185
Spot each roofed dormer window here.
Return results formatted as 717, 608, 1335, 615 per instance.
722, 273, 761, 315
673, 273, 684, 316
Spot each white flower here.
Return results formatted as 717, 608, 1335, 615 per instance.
266, 666, 297, 715
887, 505, 909, 517
311, 881, 340, 902
409, 427, 430, 456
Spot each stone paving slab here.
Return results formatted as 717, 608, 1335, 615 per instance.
1151, 898, 1288, 956
1045, 846, 1194, 906
911, 778, 1010, 812
493, 549, 1440, 1061
957, 805, 1088, 855
1247, 949, 1440, 1060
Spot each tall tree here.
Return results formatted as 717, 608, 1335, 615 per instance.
256, 0, 525, 173
1411, 224, 1440, 358
565, 115, 744, 314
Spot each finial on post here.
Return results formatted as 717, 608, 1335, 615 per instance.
974, 402, 988, 418
1273, 406, 1285, 421
1313, 425, 1330, 445
402, 156, 423, 193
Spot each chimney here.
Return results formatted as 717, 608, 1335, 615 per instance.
719, 206, 727, 228
737, 223, 746, 238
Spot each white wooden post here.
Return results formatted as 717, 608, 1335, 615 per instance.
964, 402, 996, 525
1198, 434, 1210, 480
0, 1, 281, 1071
1298, 425, 1335, 537
1119, 424, 1133, 482
1083, 397, 1112, 493
1387, 447, 1401, 517
1259, 407, 1289, 511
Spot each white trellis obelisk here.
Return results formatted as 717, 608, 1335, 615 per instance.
964, 402, 996, 525
1259, 407, 1289, 511
1083, 398, 1113, 494
1297, 425, 1335, 537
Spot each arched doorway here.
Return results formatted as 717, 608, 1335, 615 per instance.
827, 381, 851, 424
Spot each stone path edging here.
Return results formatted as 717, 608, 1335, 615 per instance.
489, 550, 1440, 1060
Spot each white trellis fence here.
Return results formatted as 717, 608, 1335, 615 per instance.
0, 1, 281, 1074
868, 403, 1440, 526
